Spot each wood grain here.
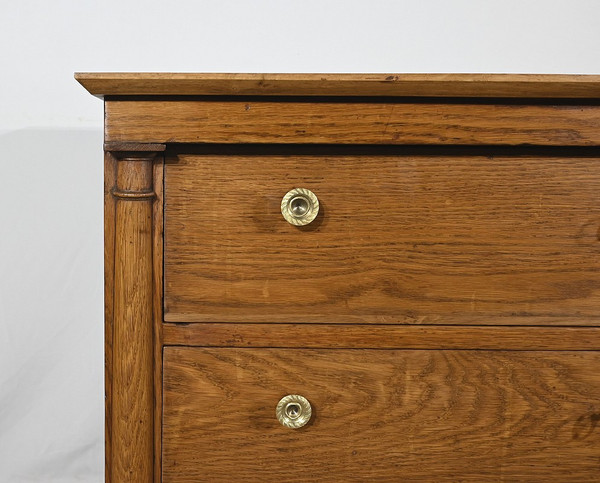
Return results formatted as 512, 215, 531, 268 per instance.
162, 324, 600, 350
89, 75, 600, 481
164, 153, 600, 325
163, 347, 600, 482
104, 141, 167, 153
103, 152, 116, 482
105, 100, 600, 146
76, 72, 600, 98
111, 154, 156, 482
151, 159, 164, 483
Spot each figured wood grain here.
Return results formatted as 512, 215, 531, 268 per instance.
162, 324, 600, 350
105, 100, 600, 146
87, 75, 600, 481
111, 154, 156, 482
76, 72, 600, 98
164, 153, 600, 325
163, 347, 600, 482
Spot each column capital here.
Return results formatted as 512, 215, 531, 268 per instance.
108, 145, 164, 201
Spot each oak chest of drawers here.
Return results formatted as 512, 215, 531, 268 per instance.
76, 73, 600, 482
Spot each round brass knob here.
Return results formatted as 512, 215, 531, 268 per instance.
276, 394, 312, 429
281, 188, 319, 226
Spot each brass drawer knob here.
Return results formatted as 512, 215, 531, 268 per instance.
281, 188, 319, 226
276, 394, 312, 429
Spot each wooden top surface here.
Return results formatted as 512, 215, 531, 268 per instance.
75, 73, 600, 98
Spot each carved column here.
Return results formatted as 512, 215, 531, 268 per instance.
106, 144, 164, 482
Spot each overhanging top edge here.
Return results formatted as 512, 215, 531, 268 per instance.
74, 73, 600, 99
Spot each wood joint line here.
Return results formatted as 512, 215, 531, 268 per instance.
104, 142, 167, 154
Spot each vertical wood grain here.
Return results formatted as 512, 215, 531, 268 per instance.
103, 152, 116, 482
111, 152, 156, 482
152, 159, 164, 483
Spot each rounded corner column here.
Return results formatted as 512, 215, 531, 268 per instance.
107, 144, 164, 482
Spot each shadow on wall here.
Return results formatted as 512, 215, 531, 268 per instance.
0, 128, 105, 482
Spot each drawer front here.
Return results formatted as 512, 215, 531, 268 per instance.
164, 152, 600, 325
105, 100, 600, 145
162, 347, 600, 482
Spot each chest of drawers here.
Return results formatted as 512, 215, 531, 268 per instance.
77, 73, 600, 482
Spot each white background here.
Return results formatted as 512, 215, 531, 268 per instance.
0, 1, 598, 481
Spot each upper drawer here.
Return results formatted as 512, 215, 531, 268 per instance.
106, 100, 600, 146
164, 150, 600, 325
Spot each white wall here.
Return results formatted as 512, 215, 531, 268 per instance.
0, 1, 598, 481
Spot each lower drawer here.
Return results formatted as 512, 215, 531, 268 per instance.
162, 347, 600, 482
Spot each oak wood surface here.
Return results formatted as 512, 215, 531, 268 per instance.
163, 347, 600, 482
162, 324, 600, 350
76, 72, 600, 98
103, 152, 116, 482
105, 100, 600, 146
152, 160, 164, 483
164, 153, 600, 325
111, 154, 156, 482
104, 141, 167, 153
89, 75, 600, 481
